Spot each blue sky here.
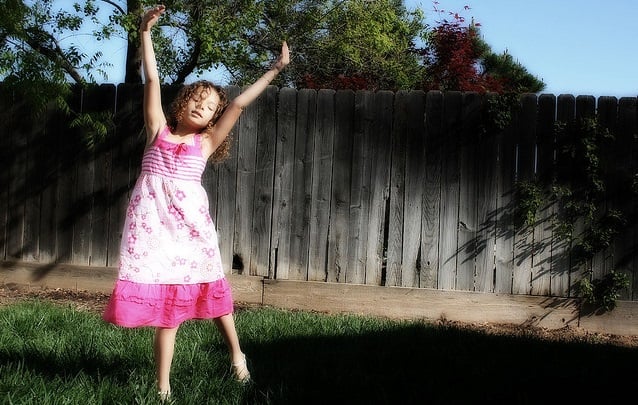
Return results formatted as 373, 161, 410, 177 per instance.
87, 1, 638, 98
409, 0, 638, 98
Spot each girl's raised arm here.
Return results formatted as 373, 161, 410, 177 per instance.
205, 41, 290, 154
140, 5, 167, 144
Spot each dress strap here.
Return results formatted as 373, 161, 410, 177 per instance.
194, 133, 203, 148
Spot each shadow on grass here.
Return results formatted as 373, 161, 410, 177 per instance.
240, 323, 638, 404
1, 303, 637, 404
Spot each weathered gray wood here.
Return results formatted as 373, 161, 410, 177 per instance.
216, 86, 240, 274
35, 99, 59, 263
531, 94, 554, 296
439, 91, 463, 290
55, 89, 85, 264
551, 95, 575, 297
494, 99, 516, 294
421, 91, 443, 289
387, 91, 409, 287
0, 84, 11, 261
84, 84, 116, 267
3, 86, 638, 305
270, 87, 299, 280
365, 91, 394, 285
592, 96, 618, 281
249, 86, 277, 276
262, 279, 582, 330
346, 91, 375, 284
328, 90, 354, 283
512, 94, 536, 295
615, 97, 637, 300
457, 92, 480, 291
287, 89, 315, 280
107, 84, 144, 268
570, 96, 597, 296
474, 94, 498, 293
71, 88, 95, 265
23, 91, 48, 263
234, 86, 260, 275
6, 91, 27, 260
308, 89, 335, 281
401, 91, 426, 288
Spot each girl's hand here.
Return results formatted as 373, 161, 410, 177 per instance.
140, 5, 165, 32
273, 41, 290, 71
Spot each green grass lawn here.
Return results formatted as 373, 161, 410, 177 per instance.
1, 299, 636, 404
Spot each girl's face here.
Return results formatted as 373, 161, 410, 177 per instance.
184, 88, 220, 129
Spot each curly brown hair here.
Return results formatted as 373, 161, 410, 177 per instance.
167, 80, 232, 163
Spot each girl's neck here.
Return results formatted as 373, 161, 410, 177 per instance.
172, 127, 197, 137
173, 122, 203, 137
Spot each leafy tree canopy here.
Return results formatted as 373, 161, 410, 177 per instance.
1, 0, 545, 110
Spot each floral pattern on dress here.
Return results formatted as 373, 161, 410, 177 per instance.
117, 132, 225, 285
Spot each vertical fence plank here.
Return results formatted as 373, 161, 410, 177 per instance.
474, 95, 499, 293
347, 90, 375, 284
594, 96, 619, 281
512, 94, 536, 295
82, 84, 116, 266
531, 94, 555, 296
494, 99, 516, 294
288, 89, 315, 280
439, 91, 462, 290
571, 96, 597, 295
271, 87, 300, 280
70, 87, 95, 265
365, 91, 394, 285
0, 84, 10, 260
107, 84, 144, 268
327, 90, 354, 283
37, 100, 62, 264
615, 97, 637, 300
249, 86, 278, 276
308, 89, 335, 281
55, 88, 83, 264
234, 87, 259, 275
422, 91, 443, 289
551, 95, 576, 296
23, 92, 50, 262
401, 91, 426, 287
387, 91, 408, 287
215, 86, 240, 274
457, 92, 480, 291
6, 89, 27, 260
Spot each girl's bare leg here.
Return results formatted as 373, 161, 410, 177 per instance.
214, 313, 250, 381
154, 326, 179, 395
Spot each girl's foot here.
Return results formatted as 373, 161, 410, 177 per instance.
231, 353, 251, 384
158, 390, 171, 403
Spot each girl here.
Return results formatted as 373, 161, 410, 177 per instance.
102, 5, 289, 400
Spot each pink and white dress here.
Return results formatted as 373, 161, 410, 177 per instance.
103, 126, 233, 328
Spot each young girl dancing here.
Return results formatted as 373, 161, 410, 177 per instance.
102, 5, 289, 400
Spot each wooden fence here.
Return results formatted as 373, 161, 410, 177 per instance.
1, 84, 636, 300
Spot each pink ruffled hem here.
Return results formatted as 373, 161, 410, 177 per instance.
102, 278, 234, 328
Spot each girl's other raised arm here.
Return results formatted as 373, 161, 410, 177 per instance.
140, 5, 167, 143
206, 41, 290, 153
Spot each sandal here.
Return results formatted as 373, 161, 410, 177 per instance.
231, 353, 251, 384
158, 390, 172, 403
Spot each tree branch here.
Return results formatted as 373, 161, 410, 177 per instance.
174, 37, 202, 84
24, 28, 86, 84
99, 0, 126, 15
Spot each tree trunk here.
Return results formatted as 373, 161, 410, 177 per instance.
124, 0, 142, 84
